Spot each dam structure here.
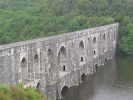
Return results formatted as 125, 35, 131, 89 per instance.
0, 23, 119, 100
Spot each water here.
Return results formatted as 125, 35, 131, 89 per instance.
61, 55, 133, 100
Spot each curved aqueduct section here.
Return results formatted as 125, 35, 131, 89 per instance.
0, 23, 119, 100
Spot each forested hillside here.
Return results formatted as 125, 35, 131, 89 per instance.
0, 0, 133, 55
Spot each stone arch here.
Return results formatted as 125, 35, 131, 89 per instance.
58, 46, 67, 72
36, 82, 40, 89
78, 40, 84, 62
21, 57, 28, 84
93, 37, 96, 44
61, 85, 69, 96
34, 54, 40, 79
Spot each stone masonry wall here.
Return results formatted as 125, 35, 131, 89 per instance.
0, 23, 119, 100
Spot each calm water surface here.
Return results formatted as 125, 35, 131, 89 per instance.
61, 55, 133, 100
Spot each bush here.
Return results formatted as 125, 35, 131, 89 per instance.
0, 85, 10, 95
25, 87, 44, 100
10, 86, 28, 100
0, 84, 44, 100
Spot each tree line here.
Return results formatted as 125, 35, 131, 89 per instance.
0, 0, 133, 55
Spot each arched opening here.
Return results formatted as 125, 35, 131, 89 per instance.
34, 54, 39, 61
61, 85, 68, 96
36, 82, 40, 89
79, 40, 84, 50
79, 40, 84, 63
63, 65, 65, 71
21, 57, 27, 67
34, 54, 40, 79
103, 34, 106, 41
47, 49, 52, 63
93, 37, 96, 44
94, 51, 96, 55
58, 46, 67, 72
81, 73, 86, 81
81, 57, 84, 62
103, 34, 107, 52
21, 57, 28, 84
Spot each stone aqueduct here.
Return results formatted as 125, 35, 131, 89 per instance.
0, 23, 119, 100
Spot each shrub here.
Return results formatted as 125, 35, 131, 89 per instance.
24, 87, 44, 100
10, 86, 28, 100
0, 85, 10, 95
0, 84, 44, 100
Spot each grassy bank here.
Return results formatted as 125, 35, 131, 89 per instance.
0, 84, 44, 100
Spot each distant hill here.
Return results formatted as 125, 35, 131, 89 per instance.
0, 0, 133, 55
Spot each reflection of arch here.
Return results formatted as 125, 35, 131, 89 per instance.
93, 37, 96, 44
79, 41, 84, 62
21, 57, 28, 84
34, 54, 40, 79
58, 46, 67, 71
61, 85, 68, 96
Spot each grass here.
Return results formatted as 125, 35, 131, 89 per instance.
0, 84, 44, 100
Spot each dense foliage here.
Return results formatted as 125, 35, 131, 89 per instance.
0, 0, 133, 55
0, 84, 44, 100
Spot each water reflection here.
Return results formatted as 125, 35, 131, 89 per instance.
61, 74, 95, 100
61, 55, 133, 100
